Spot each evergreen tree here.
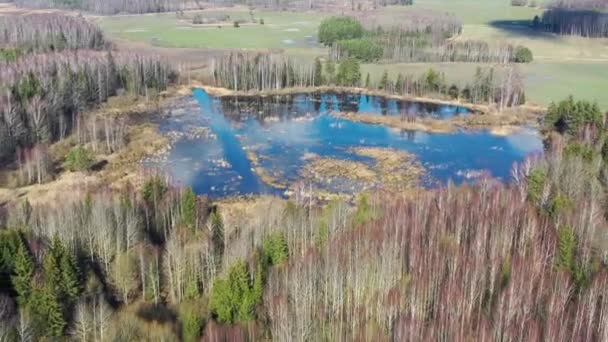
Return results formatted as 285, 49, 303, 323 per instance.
59, 250, 80, 304
314, 58, 325, 86
12, 238, 34, 305
209, 260, 263, 324
395, 74, 404, 93
379, 70, 389, 90
262, 232, 289, 266
365, 73, 371, 88
210, 211, 225, 267
181, 187, 197, 232
325, 60, 335, 84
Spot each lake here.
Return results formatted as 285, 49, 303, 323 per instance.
150, 88, 543, 198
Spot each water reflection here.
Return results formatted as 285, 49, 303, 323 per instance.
153, 89, 543, 197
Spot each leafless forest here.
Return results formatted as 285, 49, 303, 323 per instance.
1, 2, 607, 341
12, 0, 413, 14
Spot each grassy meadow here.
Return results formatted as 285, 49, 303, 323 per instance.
98, 10, 326, 49
98, 0, 608, 108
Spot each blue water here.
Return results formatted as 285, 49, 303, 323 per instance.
155, 89, 543, 197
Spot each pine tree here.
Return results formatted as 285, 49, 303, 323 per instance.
210, 211, 224, 267
60, 250, 80, 304
43, 289, 67, 337
12, 238, 34, 305
314, 58, 324, 86
181, 187, 197, 232
379, 70, 389, 90
364, 73, 371, 88
395, 74, 404, 93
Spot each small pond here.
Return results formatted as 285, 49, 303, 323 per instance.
150, 89, 543, 198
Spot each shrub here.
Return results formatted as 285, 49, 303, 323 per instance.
513, 46, 533, 63
233, 21, 240, 28
318, 16, 364, 46
64, 146, 94, 172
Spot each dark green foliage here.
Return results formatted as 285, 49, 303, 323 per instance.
12, 72, 42, 105
353, 194, 373, 226
142, 176, 168, 207
514, 46, 533, 63
527, 168, 546, 203
564, 142, 596, 162
365, 73, 371, 88
379, 70, 389, 90
318, 16, 364, 46
31, 286, 67, 337
335, 58, 361, 86
12, 237, 34, 305
602, 140, 608, 164
500, 258, 511, 289
325, 59, 336, 84
0, 47, 23, 62
556, 225, 577, 271
545, 96, 603, 135
179, 301, 205, 342
335, 38, 383, 62
64, 145, 95, 172
0, 230, 21, 273
314, 58, 324, 86
546, 194, 573, 218
181, 188, 197, 231
448, 84, 459, 99
262, 232, 288, 266
421, 68, 442, 93
209, 260, 262, 324
23, 237, 81, 337
210, 211, 225, 266
394, 74, 404, 93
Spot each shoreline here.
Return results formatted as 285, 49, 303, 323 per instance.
197, 84, 542, 133
199, 85, 488, 113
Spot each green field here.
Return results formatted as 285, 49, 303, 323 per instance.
99, 10, 326, 49
98, 0, 608, 108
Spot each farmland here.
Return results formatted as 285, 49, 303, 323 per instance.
96, 0, 608, 107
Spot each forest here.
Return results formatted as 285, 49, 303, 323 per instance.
212, 53, 526, 110
321, 16, 533, 64
1, 1, 608, 341
11, 0, 414, 14
533, 0, 608, 37
0, 95, 607, 340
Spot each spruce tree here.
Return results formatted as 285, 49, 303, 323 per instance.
59, 250, 80, 304
181, 187, 197, 232
210, 211, 225, 267
12, 238, 34, 305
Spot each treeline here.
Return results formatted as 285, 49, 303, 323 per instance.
13, 0, 188, 15
212, 53, 525, 109
534, 8, 608, 37
332, 35, 533, 63
0, 96, 607, 340
368, 66, 526, 109
354, 8, 463, 39
548, 0, 608, 9
0, 51, 176, 163
322, 16, 532, 64
212, 53, 318, 91
12, 0, 413, 14
0, 14, 107, 57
